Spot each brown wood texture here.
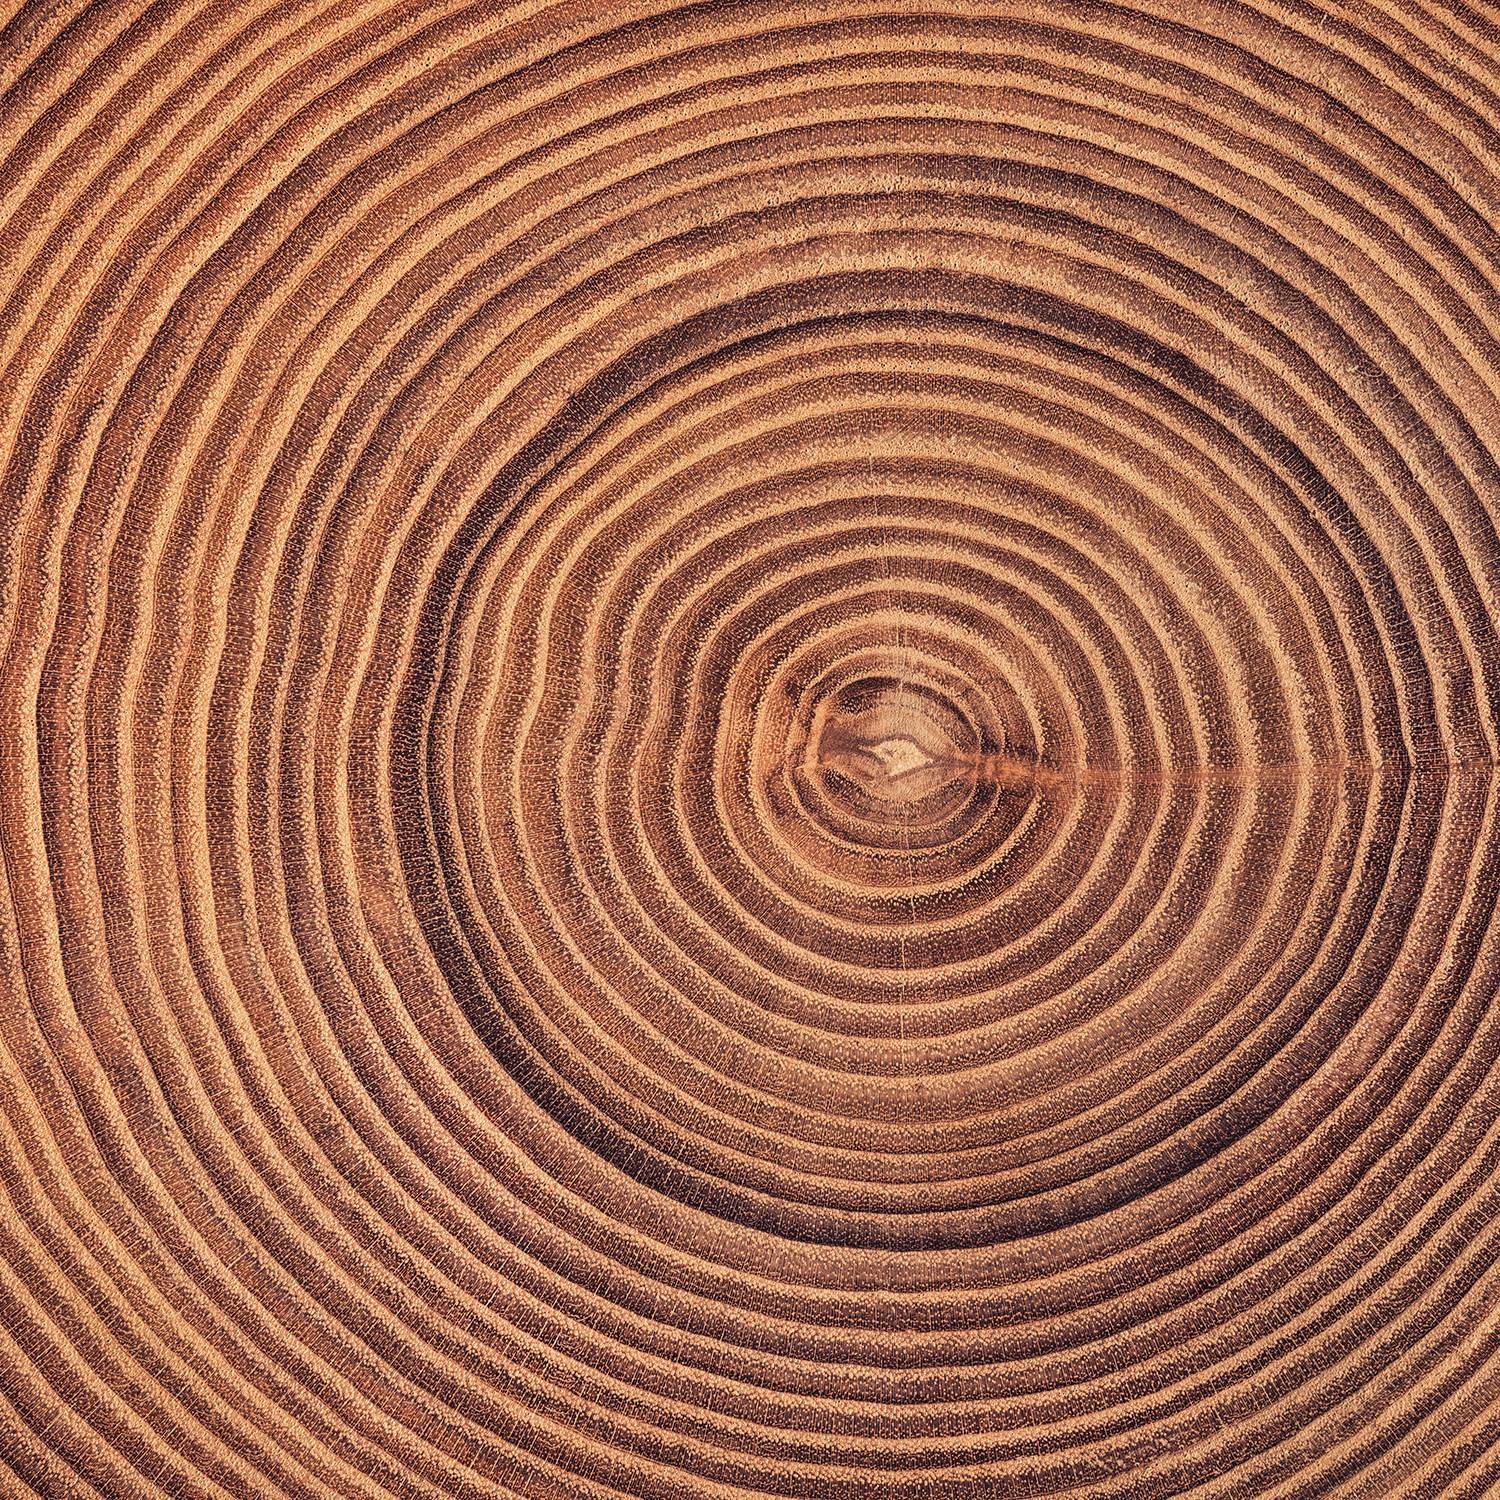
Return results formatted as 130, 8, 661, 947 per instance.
4, 3, 1500, 1496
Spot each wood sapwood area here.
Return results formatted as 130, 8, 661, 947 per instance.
4, 3, 1500, 1497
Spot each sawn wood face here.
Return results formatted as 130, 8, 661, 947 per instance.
2, 5, 1499, 1498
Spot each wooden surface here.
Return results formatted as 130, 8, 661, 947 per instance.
3, 2, 1500, 1496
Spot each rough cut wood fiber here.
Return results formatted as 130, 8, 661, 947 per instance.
3, 2, 1500, 1496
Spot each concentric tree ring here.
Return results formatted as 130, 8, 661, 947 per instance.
5, 4, 1500, 1498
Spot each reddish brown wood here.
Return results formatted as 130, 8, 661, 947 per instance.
3, 3, 1500, 1496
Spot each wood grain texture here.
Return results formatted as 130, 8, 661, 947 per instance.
3, 2, 1500, 1496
